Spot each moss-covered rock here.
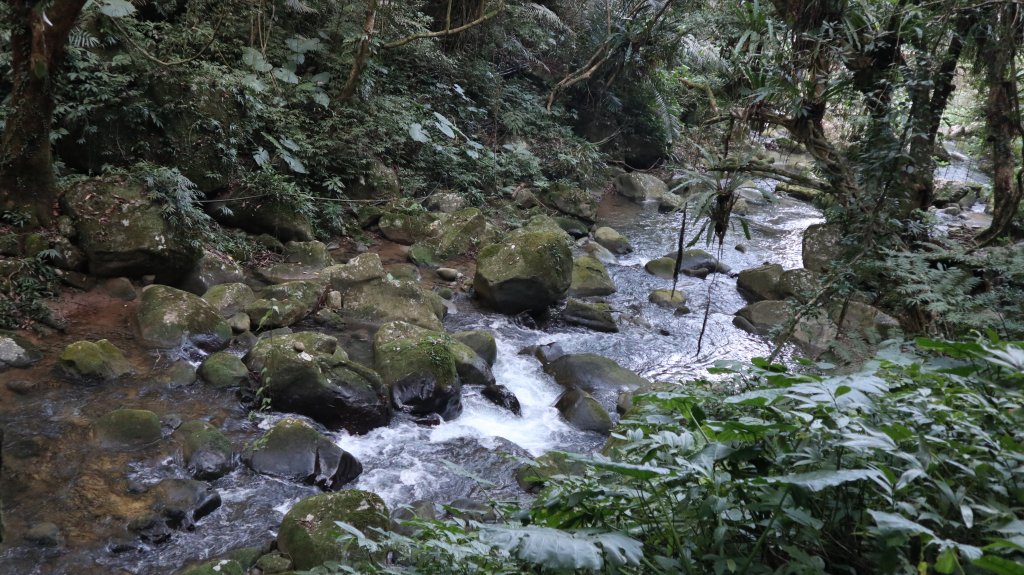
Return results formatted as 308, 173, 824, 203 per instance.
136, 285, 231, 351
612, 172, 667, 202
593, 227, 633, 255
453, 330, 497, 367
555, 388, 612, 434
344, 159, 400, 201
277, 491, 390, 571
178, 250, 245, 295
648, 289, 687, 309
561, 299, 618, 333
776, 183, 822, 203
474, 224, 573, 315
778, 268, 820, 302
386, 263, 420, 281
544, 353, 649, 409
373, 323, 463, 419
736, 263, 784, 302
378, 211, 440, 245
149, 478, 221, 530
733, 300, 837, 357
174, 420, 234, 480
569, 256, 616, 297
244, 332, 389, 433
60, 178, 202, 282
582, 239, 617, 264
202, 283, 256, 318
644, 257, 676, 279
544, 182, 598, 222
409, 208, 488, 265
516, 450, 588, 492
58, 339, 132, 382
425, 192, 466, 213
0, 331, 43, 370
243, 418, 361, 490
325, 253, 386, 291
179, 559, 244, 575
198, 352, 249, 388
661, 249, 730, 278
657, 192, 686, 212
246, 280, 324, 330
93, 408, 161, 449
206, 187, 313, 243
254, 552, 292, 574
802, 223, 843, 273
256, 241, 335, 284
337, 277, 446, 331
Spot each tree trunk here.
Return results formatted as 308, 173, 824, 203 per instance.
0, 0, 87, 227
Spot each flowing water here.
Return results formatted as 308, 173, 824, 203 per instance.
0, 183, 825, 574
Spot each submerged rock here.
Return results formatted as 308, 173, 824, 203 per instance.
569, 256, 616, 297
135, 285, 231, 351
277, 491, 390, 571
174, 421, 235, 480
474, 219, 573, 314
93, 408, 162, 449
555, 388, 612, 434
243, 418, 361, 490
58, 339, 132, 382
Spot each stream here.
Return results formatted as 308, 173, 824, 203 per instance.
0, 148, 990, 573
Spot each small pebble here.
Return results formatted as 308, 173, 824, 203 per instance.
293, 341, 305, 353
6, 379, 37, 394
735, 244, 748, 253
437, 268, 460, 281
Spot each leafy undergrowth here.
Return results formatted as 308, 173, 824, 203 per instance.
306, 338, 1024, 575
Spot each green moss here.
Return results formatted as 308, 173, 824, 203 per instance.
58, 339, 132, 381
93, 409, 161, 449
277, 491, 389, 571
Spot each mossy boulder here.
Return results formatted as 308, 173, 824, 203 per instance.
453, 330, 497, 367
253, 552, 292, 574
60, 178, 201, 282
516, 451, 588, 492
733, 300, 837, 357
569, 256, 616, 297
474, 224, 573, 314
657, 192, 686, 212
374, 323, 464, 419
174, 420, 234, 480
180, 559, 244, 575
776, 183, 822, 203
736, 264, 784, 302
339, 278, 446, 332
202, 283, 256, 318
644, 257, 677, 279
831, 301, 901, 340
246, 280, 324, 330
206, 187, 314, 242
409, 208, 488, 265
244, 332, 389, 433
198, 352, 249, 388
661, 249, 730, 278
593, 227, 633, 255
544, 353, 649, 408
554, 217, 590, 239
378, 321, 494, 388
257, 241, 335, 284
58, 339, 132, 382
278, 491, 390, 571
93, 408, 161, 449
778, 268, 820, 302
649, 289, 687, 310
425, 192, 466, 213
544, 182, 597, 222
136, 285, 231, 351
378, 211, 440, 245
178, 250, 245, 295
582, 239, 617, 264
612, 172, 667, 202
802, 223, 843, 273
344, 159, 400, 201
555, 388, 613, 434
561, 299, 617, 333
149, 478, 221, 530
0, 331, 43, 370
243, 418, 361, 490
325, 253, 386, 291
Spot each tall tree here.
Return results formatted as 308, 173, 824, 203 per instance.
0, 0, 87, 226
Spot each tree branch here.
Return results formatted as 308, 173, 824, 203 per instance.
381, 2, 504, 49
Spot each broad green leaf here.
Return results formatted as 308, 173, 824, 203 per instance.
281, 153, 307, 174
312, 92, 330, 108
972, 555, 1024, 575
868, 510, 935, 536
766, 469, 882, 491
273, 67, 300, 84
591, 532, 643, 567
241, 48, 273, 73
409, 123, 430, 143
482, 526, 603, 571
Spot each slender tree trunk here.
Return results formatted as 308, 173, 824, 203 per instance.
339, 0, 378, 101
0, 0, 86, 226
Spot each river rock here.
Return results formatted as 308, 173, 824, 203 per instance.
524, 342, 566, 366
202, 283, 256, 318
516, 451, 587, 492
426, 192, 466, 213
582, 239, 617, 264
474, 219, 573, 314
243, 418, 361, 490
555, 388, 612, 434
254, 552, 292, 574
733, 300, 838, 357
339, 277, 446, 331
613, 172, 667, 202
736, 263, 784, 302
246, 280, 324, 330
544, 182, 597, 222
379, 211, 440, 245
453, 330, 497, 367
593, 227, 633, 255
569, 256, 616, 297
100, 277, 138, 301
180, 559, 244, 575
174, 421, 234, 480
93, 408, 162, 449
60, 178, 201, 282
136, 285, 231, 351
58, 339, 132, 382
278, 491, 390, 571
256, 241, 335, 283
662, 249, 731, 278
802, 223, 843, 273
198, 352, 249, 388
24, 522, 62, 547
778, 268, 820, 302
326, 253, 386, 290
244, 332, 390, 433
409, 208, 488, 266
386, 263, 420, 281
437, 267, 460, 281
373, 323, 464, 419
561, 299, 618, 333
831, 301, 901, 340
149, 478, 221, 530
644, 257, 677, 279
0, 331, 42, 370
657, 192, 686, 212
179, 250, 245, 295
544, 353, 648, 408
206, 187, 314, 243
649, 289, 687, 309
482, 383, 521, 415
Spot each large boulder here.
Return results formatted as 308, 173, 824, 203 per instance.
831, 301, 900, 340
736, 264, 784, 302
408, 208, 488, 266
206, 187, 313, 242
613, 172, 667, 202
373, 323, 464, 420
733, 300, 838, 357
802, 223, 843, 273
474, 220, 573, 314
560, 300, 618, 333
0, 331, 42, 370
178, 250, 245, 295
325, 253, 386, 291
58, 339, 132, 383
555, 388, 612, 434
593, 227, 633, 255
543, 182, 597, 222
378, 211, 440, 245
453, 330, 497, 367
173, 421, 234, 480
278, 491, 390, 571
339, 278, 446, 332
569, 256, 616, 297
778, 269, 820, 302
244, 332, 391, 433
135, 285, 232, 351
343, 159, 400, 201
245, 280, 324, 330
202, 283, 256, 318
60, 178, 201, 282
544, 354, 648, 408
243, 418, 361, 490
